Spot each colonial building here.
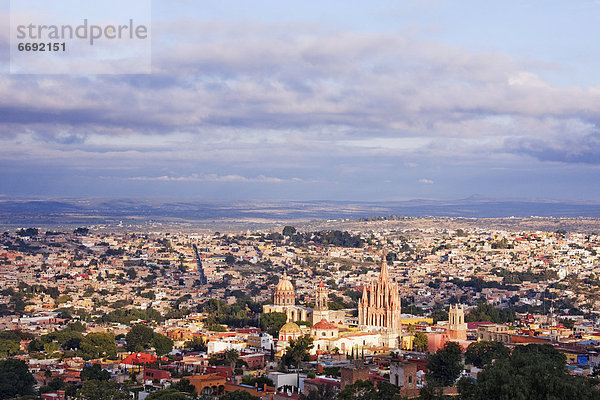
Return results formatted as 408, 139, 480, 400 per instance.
311, 319, 339, 353
263, 272, 311, 322
358, 261, 402, 333
274, 271, 295, 306
447, 304, 467, 340
389, 360, 418, 396
277, 321, 302, 353
312, 281, 329, 324
311, 281, 349, 325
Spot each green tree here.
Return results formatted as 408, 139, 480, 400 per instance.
152, 332, 174, 356
126, 324, 154, 352
224, 348, 240, 371
67, 321, 86, 332
225, 254, 236, 264
300, 382, 339, 400
459, 344, 600, 400
286, 335, 314, 389
0, 339, 20, 356
220, 391, 259, 400
0, 329, 34, 341
170, 378, 197, 394
74, 227, 90, 235
338, 379, 404, 400
413, 332, 428, 352
75, 380, 130, 400
0, 358, 35, 398
79, 332, 116, 360
465, 301, 500, 323
145, 388, 195, 400
185, 336, 207, 352
57, 330, 84, 351
28, 338, 44, 352
44, 341, 60, 354
17, 227, 39, 237
126, 268, 137, 280
464, 341, 510, 368
425, 341, 463, 387
386, 252, 398, 264
283, 226, 297, 236
430, 308, 448, 324
56, 294, 72, 304
260, 312, 288, 336
81, 363, 111, 381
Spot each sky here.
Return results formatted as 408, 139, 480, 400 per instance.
1, 0, 599, 201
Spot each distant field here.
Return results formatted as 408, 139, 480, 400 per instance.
1, 196, 600, 232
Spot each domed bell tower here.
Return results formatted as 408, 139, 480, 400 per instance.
312, 281, 329, 324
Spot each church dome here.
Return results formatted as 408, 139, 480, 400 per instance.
274, 271, 296, 306
280, 321, 301, 334
312, 319, 337, 330
276, 273, 294, 291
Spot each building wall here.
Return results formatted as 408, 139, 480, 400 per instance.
340, 366, 369, 390
389, 361, 417, 390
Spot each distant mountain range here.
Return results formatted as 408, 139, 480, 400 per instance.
0, 196, 599, 228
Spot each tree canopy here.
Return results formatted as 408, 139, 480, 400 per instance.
465, 301, 515, 324
79, 332, 117, 360
75, 380, 130, 400
464, 341, 510, 368
425, 341, 463, 387
126, 324, 154, 352
413, 332, 428, 352
0, 358, 35, 398
220, 390, 259, 400
338, 380, 404, 400
81, 363, 111, 381
152, 332, 174, 356
260, 312, 288, 336
459, 344, 600, 400
145, 388, 195, 400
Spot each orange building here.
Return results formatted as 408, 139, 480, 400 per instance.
188, 373, 227, 396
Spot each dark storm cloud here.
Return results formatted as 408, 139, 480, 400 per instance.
506, 133, 600, 165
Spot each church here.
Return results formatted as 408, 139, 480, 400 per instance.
358, 261, 402, 333
262, 272, 311, 322
272, 261, 405, 355
262, 272, 348, 325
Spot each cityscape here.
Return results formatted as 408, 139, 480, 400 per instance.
2, 1, 600, 399
1, 218, 600, 399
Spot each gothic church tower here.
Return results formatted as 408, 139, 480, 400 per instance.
358, 261, 402, 333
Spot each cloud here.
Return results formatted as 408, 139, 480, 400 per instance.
128, 173, 297, 183
1, 20, 599, 143
1, 17, 599, 200
505, 132, 600, 164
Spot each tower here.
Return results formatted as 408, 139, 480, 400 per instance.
358, 261, 402, 333
312, 281, 329, 324
263, 270, 310, 323
274, 271, 295, 306
448, 304, 467, 340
